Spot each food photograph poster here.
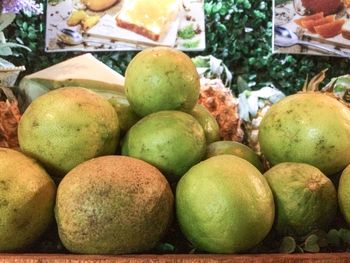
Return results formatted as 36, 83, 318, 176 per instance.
45, 0, 206, 52
273, 0, 350, 57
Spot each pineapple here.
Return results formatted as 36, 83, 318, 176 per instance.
238, 85, 285, 154
0, 87, 21, 149
198, 78, 244, 142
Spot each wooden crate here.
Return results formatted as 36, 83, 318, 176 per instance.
1, 253, 350, 263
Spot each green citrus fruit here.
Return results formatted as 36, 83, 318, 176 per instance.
55, 155, 174, 254
176, 155, 274, 253
338, 164, 350, 225
125, 47, 200, 117
206, 141, 264, 172
0, 148, 56, 251
122, 111, 206, 182
259, 93, 350, 176
190, 104, 220, 144
264, 162, 337, 237
18, 87, 120, 177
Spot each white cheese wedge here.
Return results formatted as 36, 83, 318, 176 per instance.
18, 53, 125, 108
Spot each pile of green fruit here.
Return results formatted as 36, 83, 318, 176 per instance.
1, 47, 350, 255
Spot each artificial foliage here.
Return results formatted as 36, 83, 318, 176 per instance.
3, 0, 350, 95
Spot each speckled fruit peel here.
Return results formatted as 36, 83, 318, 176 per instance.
55, 155, 174, 254
264, 162, 337, 237
259, 93, 350, 176
176, 155, 274, 253
0, 148, 56, 252
122, 111, 206, 182
18, 87, 120, 178
125, 47, 200, 117
206, 141, 264, 172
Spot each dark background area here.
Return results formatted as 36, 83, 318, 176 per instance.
4, 0, 350, 95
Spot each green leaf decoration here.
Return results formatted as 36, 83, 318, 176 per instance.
327, 229, 341, 247
339, 228, 350, 244
279, 236, 296, 254
304, 234, 320, 253
154, 242, 175, 253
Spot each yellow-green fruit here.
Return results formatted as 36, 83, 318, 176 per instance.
122, 111, 206, 182
176, 155, 274, 253
18, 87, 119, 177
125, 47, 200, 117
55, 156, 174, 254
0, 148, 56, 251
190, 104, 220, 144
265, 162, 337, 237
108, 94, 140, 135
259, 93, 350, 175
338, 164, 350, 225
206, 141, 264, 172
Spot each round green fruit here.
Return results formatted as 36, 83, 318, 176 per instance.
264, 162, 337, 237
176, 155, 274, 253
259, 93, 350, 175
18, 87, 120, 178
108, 94, 140, 135
190, 104, 220, 144
122, 111, 206, 182
125, 47, 200, 117
0, 148, 56, 251
206, 141, 264, 172
55, 155, 173, 254
338, 164, 350, 225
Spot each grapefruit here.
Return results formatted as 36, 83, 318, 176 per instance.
125, 47, 200, 117
265, 162, 337, 237
0, 148, 56, 251
55, 156, 174, 254
176, 155, 274, 253
122, 111, 206, 182
259, 93, 350, 176
338, 164, 350, 225
18, 87, 120, 178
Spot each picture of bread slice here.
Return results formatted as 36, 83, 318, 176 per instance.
81, 0, 121, 12
342, 21, 350, 40
116, 0, 181, 41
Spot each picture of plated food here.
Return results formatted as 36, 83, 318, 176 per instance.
273, 0, 350, 57
45, 0, 205, 52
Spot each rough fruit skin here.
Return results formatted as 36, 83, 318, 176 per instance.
190, 104, 220, 144
176, 155, 274, 253
259, 93, 350, 175
125, 47, 200, 117
338, 164, 350, 225
264, 162, 337, 237
206, 141, 264, 172
0, 148, 56, 251
122, 111, 206, 182
18, 87, 119, 177
55, 155, 174, 254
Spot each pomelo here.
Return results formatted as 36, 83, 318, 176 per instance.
122, 111, 206, 182
125, 47, 200, 117
206, 141, 264, 172
18, 87, 120, 178
259, 93, 350, 176
264, 162, 337, 237
55, 155, 174, 254
0, 148, 56, 251
338, 164, 350, 225
190, 104, 220, 144
176, 155, 274, 253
